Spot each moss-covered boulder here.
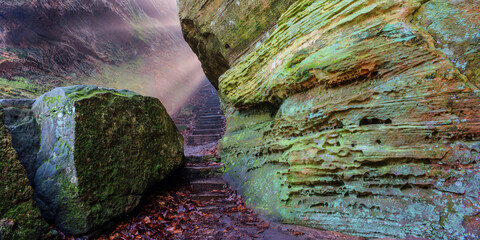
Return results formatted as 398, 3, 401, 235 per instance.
31, 85, 184, 236
180, 0, 480, 239
0, 108, 50, 240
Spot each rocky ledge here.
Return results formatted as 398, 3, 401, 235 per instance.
179, 0, 480, 239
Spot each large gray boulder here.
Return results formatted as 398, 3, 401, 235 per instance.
31, 85, 184, 236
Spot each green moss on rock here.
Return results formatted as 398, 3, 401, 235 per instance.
0, 108, 49, 240
32, 85, 183, 236
184, 0, 480, 239
178, 0, 297, 88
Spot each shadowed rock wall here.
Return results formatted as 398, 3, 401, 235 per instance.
178, 0, 297, 88
0, 106, 49, 240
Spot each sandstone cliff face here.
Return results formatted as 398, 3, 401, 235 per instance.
178, 0, 297, 88
180, 0, 480, 239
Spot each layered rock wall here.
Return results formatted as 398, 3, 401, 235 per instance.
180, 0, 480, 238
178, 0, 297, 88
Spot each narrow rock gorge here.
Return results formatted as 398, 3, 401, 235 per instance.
0, 0, 205, 113
179, 0, 480, 239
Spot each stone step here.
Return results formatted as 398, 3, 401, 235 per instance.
197, 117, 223, 122
193, 129, 223, 135
198, 112, 222, 115
190, 178, 227, 192
197, 204, 237, 211
199, 109, 222, 112
188, 134, 222, 145
198, 113, 221, 117
192, 192, 229, 201
196, 124, 223, 130
197, 121, 222, 124
174, 121, 190, 125
198, 116, 223, 120
185, 155, 221, 163
197, 121, 223, 126
198, 115, 224, 119
183, 164, 224, 180
198, 115, 222, 118
189, 134, 221, 140
197, 119, 223, 123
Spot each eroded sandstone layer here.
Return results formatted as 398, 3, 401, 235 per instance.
32, 85, 184, 236
178, 0, 297, 88
180, 0, 480, 238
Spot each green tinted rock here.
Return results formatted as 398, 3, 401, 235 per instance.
32, 85, 183, 236
178, 0, 297, 88
0, 108, 49, 240
413, 0, 480, 85
181, 0, 480, 239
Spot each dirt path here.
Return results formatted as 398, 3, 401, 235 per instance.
91, 155, 364, 240
83, 84, 367, 240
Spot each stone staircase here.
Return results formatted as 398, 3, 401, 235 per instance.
182, 155, 234, 209
187, 95, 225, 146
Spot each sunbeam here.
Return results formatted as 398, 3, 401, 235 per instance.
81, 0, 207, 114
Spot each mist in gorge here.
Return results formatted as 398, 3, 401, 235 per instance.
82, 0, 208, 114
0, 0, 208, 114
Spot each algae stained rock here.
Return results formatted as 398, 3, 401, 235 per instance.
0, 108, 49, 240
180, 0, 480, 239
31, 85, 183, 236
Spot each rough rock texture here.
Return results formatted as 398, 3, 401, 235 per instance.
0, 0, 183, 98
31, 85, 184, 236
0, 108, 50, 240
180, 0, 480, 239
178, 0, 297, 88
0, 99, 40, 185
